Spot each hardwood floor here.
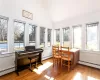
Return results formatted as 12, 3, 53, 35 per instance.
0, 58, 100, 80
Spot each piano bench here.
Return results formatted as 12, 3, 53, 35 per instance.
28, 56, 38, 72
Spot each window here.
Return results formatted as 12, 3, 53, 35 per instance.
86, 22, 99, 51
40, 27, 45, 48
29, 24, 36, 46
55, 29, 60, 45
63, 27, 70, 47
73, 25, 82, 49
14, 20, 25, 51
48, 29, 51, 46
0, 16, 8, 52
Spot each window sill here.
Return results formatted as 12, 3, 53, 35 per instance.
48, 46, 51, 47
80, 50, 100, 54
0, 52, 14, 55
0, 52, 14, 58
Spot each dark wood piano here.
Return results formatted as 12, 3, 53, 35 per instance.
15, 46, 43, 75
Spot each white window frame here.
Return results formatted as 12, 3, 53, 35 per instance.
63, 27, 70, 46
47, 29, 52, 47
55, 29, 60, 44
0, 15, 9, 52
73, 25, 82, 49
40, 27, 45, 48
14, 20, 26, 51
29, 24, 36, 46
86, 22, 99, 51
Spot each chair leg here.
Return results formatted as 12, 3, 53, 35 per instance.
53, 57, 56, 67
35, 61, 38, 69
59, 58, 61, 65
57, 59, 58, 65
58, 58, 60, 65
70, 61, 72, 70
53, 57, 54, 67
61, 59, 62, 68
68, 61, 70, 72
58, 58, 59, 65
29, 59, 32, 72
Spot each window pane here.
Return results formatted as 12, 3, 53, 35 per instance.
0, 17, 8, 52
73, 26, 81, 48
55, 29, 60, 45
63, 27, 70, 47
29, 25, 36, 46
14, 21, 25, 51
48, 29, 51, 46
40, 27, 45, 48
86, 23, 98, 51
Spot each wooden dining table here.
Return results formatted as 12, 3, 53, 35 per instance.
59, 48, 80, 69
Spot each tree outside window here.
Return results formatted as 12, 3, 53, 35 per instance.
40, 27, 45, 48
0, 16, 8, 52
86, 22, 99, 51
73, 25, 82, 49
63, 27, 70, 47
29, 24, 36, 46
14, 21, 25, 51
48, 29, 51, 46
55, 29, 60, 45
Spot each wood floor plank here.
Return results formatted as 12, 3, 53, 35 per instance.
0, 58, 100, 80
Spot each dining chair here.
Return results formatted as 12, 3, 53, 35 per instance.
60, 46, 73, 71
52, 46, 61, 66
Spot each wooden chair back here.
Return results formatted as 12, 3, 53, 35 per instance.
52, 46, 59, 56
60, 46, 71, 60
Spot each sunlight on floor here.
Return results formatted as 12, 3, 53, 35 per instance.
87, 76, 97, 80
44, 75, 55, 80
33, 62, 53, 74
73, 72, 82, 80
73, 72, 98, 80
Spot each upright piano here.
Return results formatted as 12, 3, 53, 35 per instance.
15, 46, 43, 75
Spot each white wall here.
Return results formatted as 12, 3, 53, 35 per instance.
0, 0, 53, 51
0, 0, 53, 76
53, 11, 100, 69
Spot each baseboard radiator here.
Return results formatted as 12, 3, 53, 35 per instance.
79, 51, 100, 69
0, 55, 52, 76
0, 67, 15, 76
79, 61, 100, 69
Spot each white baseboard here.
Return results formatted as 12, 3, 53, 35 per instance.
42, 55, 52, 60
78, 61, 100, 69
0, 55, 52, 76
0, 67, 15, 76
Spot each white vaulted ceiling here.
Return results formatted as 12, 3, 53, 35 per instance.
42, 0, 100, 22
